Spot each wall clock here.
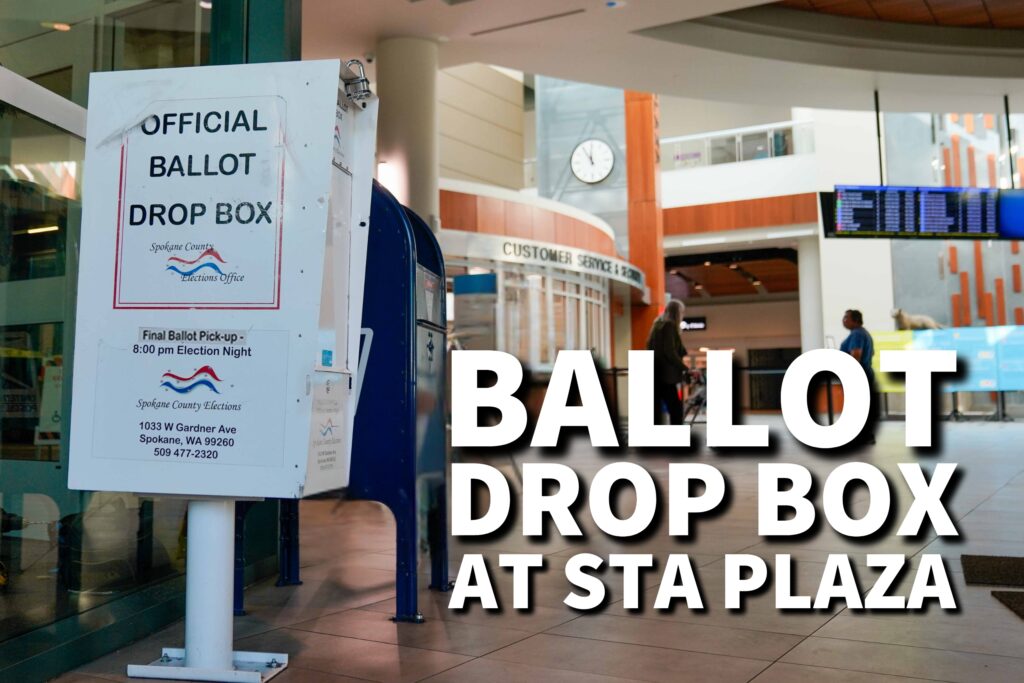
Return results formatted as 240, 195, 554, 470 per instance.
570, 138, 614, 184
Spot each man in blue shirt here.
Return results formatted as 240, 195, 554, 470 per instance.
840, 309, 876, 444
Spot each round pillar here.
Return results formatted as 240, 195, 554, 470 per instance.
375, 37, 440, 232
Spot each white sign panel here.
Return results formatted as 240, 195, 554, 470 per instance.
69, 61, 377, 499
114, 99, 284, 309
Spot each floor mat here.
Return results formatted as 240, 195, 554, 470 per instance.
992, 591, 1024, 619
961, 555, 1024, 587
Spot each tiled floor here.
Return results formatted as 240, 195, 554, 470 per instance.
60, 417, 1024, 682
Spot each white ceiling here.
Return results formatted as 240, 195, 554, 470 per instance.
302, 0, 1024, 111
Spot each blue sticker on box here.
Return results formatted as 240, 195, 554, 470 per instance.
321, 350, 333, 367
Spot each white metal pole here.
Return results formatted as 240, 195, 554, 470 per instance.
185, 499, 236, 671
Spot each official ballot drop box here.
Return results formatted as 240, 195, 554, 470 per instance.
66, 60, 378, 681
349, 182, 449, 622
68, 59, 377, 500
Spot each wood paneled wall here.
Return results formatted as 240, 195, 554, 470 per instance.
663, 193, 819, 235
439, 189, 616, 256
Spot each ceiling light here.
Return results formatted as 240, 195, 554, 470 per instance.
703, 261, 711, 267
41, 21, 71, 31
694, 284, 703, 290
728, 263, 738, 269
752, 280, 762, 286
28, 225, 60, 234
199, 0, 213, 9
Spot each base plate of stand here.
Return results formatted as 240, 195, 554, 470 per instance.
127, 648, 288, 682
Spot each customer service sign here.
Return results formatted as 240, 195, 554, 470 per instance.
69, 61, 375, 499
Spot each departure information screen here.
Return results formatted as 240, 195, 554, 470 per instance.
835, 186, 916, 235
827, 185, 1001, 238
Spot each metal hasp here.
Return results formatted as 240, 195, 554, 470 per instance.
349, 182, 450, 623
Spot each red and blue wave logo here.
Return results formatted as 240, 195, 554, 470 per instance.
160, 365, 222, 394
166, 247, 227, 277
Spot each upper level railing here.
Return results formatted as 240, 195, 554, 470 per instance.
660, 120, 814, 171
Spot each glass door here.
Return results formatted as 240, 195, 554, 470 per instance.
1, 65, 88, 640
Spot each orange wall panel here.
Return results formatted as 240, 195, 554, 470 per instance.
1014, 264, 1022, 293
554, 214, 577, 247
440, 190, 477, 231
942, 147, 953, 186
476, 196, 506, 236
1017, 307, 1024, 326
987, 154, 997, 188
967, 146, 977, 187
532, 206, 556, 243
951, 294, 962, 327
960, 272, 972, 325
626, 91, 665, 349
663, 194, 819, 235
504, 201, 533, 240
984, 292, 995, 327
438, 189, 617, 255
974, 241, 985, 311
995, 278, 1007, 326
951, 135, 963, 186
948, 245, 958, 274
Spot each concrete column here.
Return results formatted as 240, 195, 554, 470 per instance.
798, 236, 825, 351
375, 37, 440, 231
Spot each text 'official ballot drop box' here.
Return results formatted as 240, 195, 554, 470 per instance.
67, 60, 378, 682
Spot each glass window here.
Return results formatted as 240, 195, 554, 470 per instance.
884, 109, 1014, 414
709, 135, 737, 165
740, 132, 770, 161
1, 107, 82, 284
0, 1, 210, 106
1010, 113, 1024, 190
772, 128, 794, 157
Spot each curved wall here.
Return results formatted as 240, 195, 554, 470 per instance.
439, 179, 618, 257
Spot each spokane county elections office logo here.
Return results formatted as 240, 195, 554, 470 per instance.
160, 366, 223, 394
164, 247, 244, 284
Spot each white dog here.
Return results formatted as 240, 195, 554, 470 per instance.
891, 308, 944, 330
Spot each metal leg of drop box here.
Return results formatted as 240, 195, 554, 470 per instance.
127, 499, 288, 682
276, 499, 302, 587
234, 501, 253, 616
428, 482, 452, 592
392, 501, 424, 623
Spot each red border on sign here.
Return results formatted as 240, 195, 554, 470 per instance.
112, 135, 284, 310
